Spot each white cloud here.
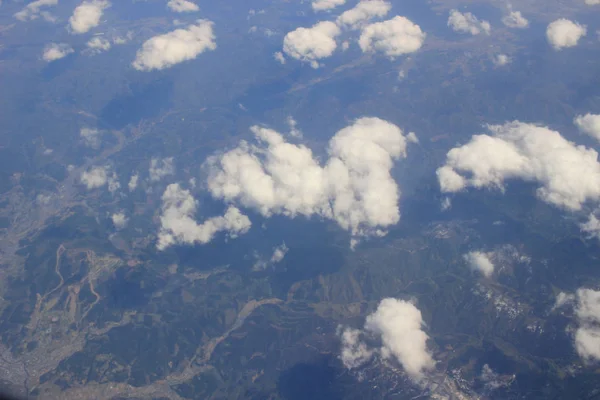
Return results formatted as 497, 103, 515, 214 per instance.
274, 51, 286, 64
206, 117, 415, 244
581, 213, 600, 239
132, 19, 216, 71
340, 298, 435, 380
574, 289, 600, 362
69, 0, 110, 34
359, 16, 425, 58
87, 36, 111, 53
128, 174, 139, 191
42, 43, 74, 62
337, 0, 391, 30
464, 251, 495, 278
14, 0, 58, 21
502, 10, 528, 29
437, 121, 600, 211
554, 292, 576, 310
113, 31, 133, 44
441, 197, 451, 211
575, 113, 600, 142
495, 54, 510, 66
157, 184, 251, 250
338, 326, 374, 369
149, 157, 175, 182
81, 166, 108, 189
270, 243, 288, 263
546, 19, 586, 50
312, 0, 345, 12
167, 0, 199, 13
111, 212, 128, 230
80, 127, 102, 148
448, 9, 491, 36
252, 242, 289, 270
107, 172, 120, 193
287, 116, 302, 138
585, 0, 600, 5
283, 21, 341, 68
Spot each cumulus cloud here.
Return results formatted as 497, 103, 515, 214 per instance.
149, 157, 175, 182
111, 212, 128, 230
86, 36, 111, 53
337, 0, 391, 30
80, 127, 102, 148
283, 21, 341, 68
206, 117, 415, 245
287, 116, 302, 138
437, 121, 600, 211
81, 166, 108, 189
252, 243, 289, 270
574, 113, 600, 142
586, 0, 600, 4
128, 174, 139, 191
574, 289, 600, 362
448, 9, 491, 36
359, 16, 425, 58
14, 0, 58, 21
464, 251, 495, 278
581, 214, 600, 239
157, 184, 251, 250
554, 292, 576, 310
69, 0, 110, 34
274, 51, 286, 64
338, 327, 374, 369
312, 0, 345, 12
502, 10, 528, 29
546, 19, 586, 50
132, 19, 216, 71
167, 0, 199, 13
340, 298, 435, 380
42, 43, 74, 62
495, 54, 510, 66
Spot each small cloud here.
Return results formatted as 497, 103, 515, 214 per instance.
69, 0, 110, 34
42, 43, 74, 62
448, 9, 491, 36
283, 21, 341, 68
80, 127, 102, 148
252, 243, 289, 270
339, 298, 435, 381
502, 9, 528, 29
546, 19, 586, 50
111, 212, 128, 230
128, 173, 139, 191
81, 166, 108, 189
157, 184, 251, 250
86, 36, 111, 53
441, 197, 451, 211
312, 0, 345, 12
149, 157, 175, 182
554, 292, 576, 310
287, 116, 302, 138
464, 251, 495, 278
494, 53, 510, 66
337, 0, 391, 30
167, 0, 199, 13
132, 19, 216, 71
359, 16, 426, 59
574, 113, 600, 142
14, 0, 58, 22
273, 51, 286, 64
